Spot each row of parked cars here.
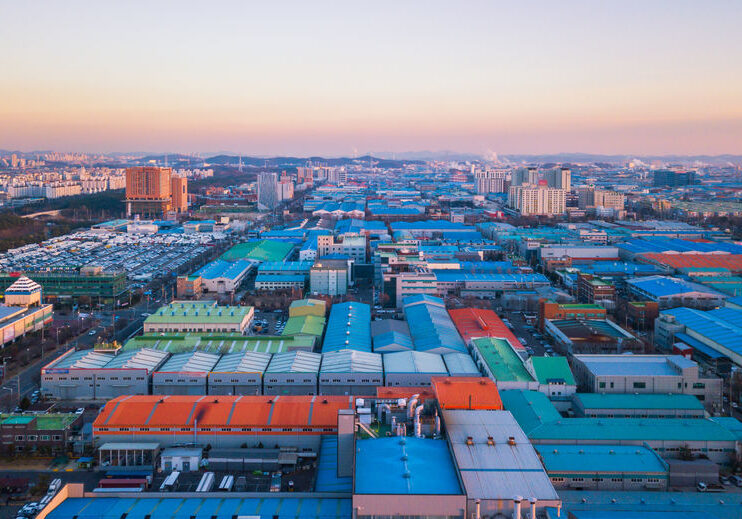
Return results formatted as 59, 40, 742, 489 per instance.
16, 478, 61, 519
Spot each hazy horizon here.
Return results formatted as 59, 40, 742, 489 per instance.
2, 1, 742, 156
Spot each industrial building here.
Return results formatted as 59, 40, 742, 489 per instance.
281, 314, 326, 345
151, 351, 220, 395
441, 352, 480, 377
626, 275, 727, 310
310, 258, 350, 296
192, 259, 253, 294
318, 349, 384, 395
41, 347, 169, 400
371, 319, 414, 352
321, 302, 371, 353
571, 354, 722, 408
383, 351, 449, 386
207, 351, 272, 395
403, 295, 467, 354
289, 298, 326, 317
544, 318, 640, 354
143, 301, 254, 334
220, 239, 294, 263
572, 393, 706, 419
263, 351, 322, 395
93, 394, 355, 450
448, 307, 524, 350
535, 444, 669, 491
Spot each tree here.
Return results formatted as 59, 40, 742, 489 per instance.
19, 396, 31, 410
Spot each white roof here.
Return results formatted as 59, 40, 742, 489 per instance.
266, 351, 321, 373
383, 351, 447, 374
320, 349, 383, 373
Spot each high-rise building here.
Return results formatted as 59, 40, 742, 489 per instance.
508, 185, 566, 216
475, 169, 507, 194
278, 178, 295, 201
578, 188, 625, 211
125, 166, 172, 217
257, 172, 279, 210
170, 175, 188, 213
545, 167, 571, 191
653, 169, 696, 187
512, 167, 539, 186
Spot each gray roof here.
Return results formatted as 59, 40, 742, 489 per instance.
370, 319, 410, 338
211, 351, 272, 373
574, 354, 696, 377
442, 409, 559, 502
442, 352, 480, 376
104, 348, 169, 373
51, 350, 113, 370
266, 351, 321, 373
98, 442, 160, 451
320, 349, 383, 373
383, 351, 448, 374
156, 351, 220, 373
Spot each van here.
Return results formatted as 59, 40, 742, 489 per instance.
731, 475, 742, 487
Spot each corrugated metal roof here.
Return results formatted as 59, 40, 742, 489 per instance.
51, 350, 113, 370
321, 302, 371, 353
211, 351, 272, 373
104, 348, 169, 373
383, 351, 448, 374
156, 351, 220, 373
442, 352, 480, 376
266, 351, 321, 373
403, 296, 467, 354
319, 349, 382, 373
535, 444, 667, 474
574, 393, 704, 411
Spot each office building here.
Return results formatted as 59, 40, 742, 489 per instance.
508, 185, 566, 216
257, 172, 279, 210
125, 166, 188, 217
653, 169, 696, 187
310, 258, 349, 296
545, 167, 571, 191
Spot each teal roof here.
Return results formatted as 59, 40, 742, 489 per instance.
535, 444, 668, 475
529, 418, 738, 442
574, 393, 704, 411
710, 416, 742, 441
500, 390, 562, 434
529, 356, 576, 385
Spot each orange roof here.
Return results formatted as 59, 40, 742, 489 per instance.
431, 376, 503, 410
375, 386, 435, 401
448, 308, 524, 349
640, 253, 742, 273
93, 394, 354, 429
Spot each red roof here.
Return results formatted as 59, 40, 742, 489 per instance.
448, 308, 524, 349
375, 386, 436, 402
431, 377, 503, 410
640, 253, 742, 273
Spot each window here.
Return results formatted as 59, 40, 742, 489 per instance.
692, 382, 705, 389
599, 382, 606, 388
41, 435, 50, 441
633, 382, 646, 389
15, 435, 24, 441
27, 435, 38, 442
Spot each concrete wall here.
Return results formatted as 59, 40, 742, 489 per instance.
353, 493, 466, 519
152, 374, 208, 395
42, 369, 150, 400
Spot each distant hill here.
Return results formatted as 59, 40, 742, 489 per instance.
203, 154, 423, 169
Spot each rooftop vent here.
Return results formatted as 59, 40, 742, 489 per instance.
507, 436, 516, 446
487, 436, 495, 446
466, 436, 474, 446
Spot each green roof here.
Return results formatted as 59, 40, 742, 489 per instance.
221, 240, 293, 262
556, 304, 605, 310
529, 356, 576, 385
574, 393, 704, 411
145, 301, 252, 325
0, 413, 78, 430
500, 390, 562, 434
282, 315, 326, 337
529, 418, 738, 442
124, 333, 314, 354
471, 337, 534, 383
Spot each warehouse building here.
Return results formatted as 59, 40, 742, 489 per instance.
143, 300, 254, 334
125, 332, 312, 354
469, 337, 538, 390
289, 298, 326, 317
572, 393, 706, 419
322, 302, 371, 353
151, 351, 220, 395
93, 394, 354, 450
442, 409, 561, 518
318, 349, 384, 395
544, 318, 640, 354
41, 348, 169, 400
449, 307, 525, 350
192, 258, 252, 294
441, 352, 480, 377
626, 275, 727, 310
220, 239, 294, 263
526, 356, 578, 408
571, 354, 722, 409
352, 437, 466, 519
535, 444, 669, 491
383, 351, 448, 387
403, 295, 467, 354
310, 258, 349, 296
371, 319, 413, 352
207, 351, 272, 395
281, 314, 326, 346
263, 350, 321, 395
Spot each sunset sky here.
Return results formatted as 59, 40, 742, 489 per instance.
2, 1, 741, 156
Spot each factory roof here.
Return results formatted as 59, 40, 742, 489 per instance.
403, 296, 467, 354
620, 237, 742, 255
449, 307, 524, 349
258, 261, 313, 272
529, 356, 576, 385
626, 275, 725, 299
102, 348, 169, 373
390, 220, 477, 231
94, 394, 353, 429
266, 350, 322, 373
710, 417, 742, 441
289, 298, 326, 317
255, 274, 306, 283
220, 239, 294, 262
47, 349, 113, 370
471, 337, 533, 382
354, 437, 462, 495
46, 497, 351, 519
442, 409, 559, 502
319, 349, 383, 373
193, 258, 252, 280
314, 436, 352, 492
124, 333, 310, 354
535, 444, 668, 475
640, 253, 742, 272
441, 352, 480, 376
500, 390, 563, 434
574, 354, 696, 377
383, 351, 448, 374
372, 320, 414, 352
574, 393, 704, 411
431, 377, 503, 410
281, 315, 326, 337
662, 306, 742, 359
210, 351, 272, 374
529, 418, 739, 442
155, 351, 220, 374
321, 302, 371, 353
370, 318, 410, 337
145, 301, 252, 325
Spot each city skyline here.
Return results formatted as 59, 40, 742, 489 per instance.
2, 1, 742, 156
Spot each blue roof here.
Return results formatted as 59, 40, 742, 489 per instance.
334, 219, 387, 234
457, 261, 516, 273
258, 261, 313, 272
354, 437, 461, 495
674, 332, 727, 359
577, 261, 662, 276
315, 436, 352, 492
390, 220, 477, 231
254, 274, 307, 283
322, 302, 372, 353
46, 497, 351, 519
194, 259, 252, 281
434, 271, 549, 284
535, 444, 668, 474
620, 237, 742, 255
402, 296, 466, 354
662, 306, 742, 358
626, 276, 724, 298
